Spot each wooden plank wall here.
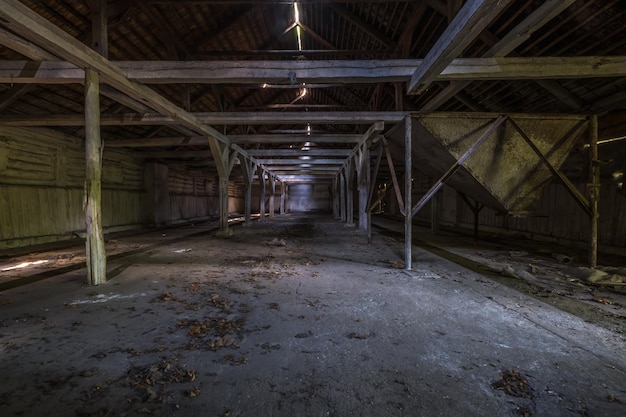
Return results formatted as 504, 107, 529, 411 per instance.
168, 168, 244, 222
0, 126, 147, 249
408, 170, 626, 253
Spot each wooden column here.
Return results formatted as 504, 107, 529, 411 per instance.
357, 145, 370, 231
431, 189, 440, 235
209, 141, 237, 238
240, 159, 257, 227
216, 175, 232, 237
340, 170, 347, 222
259, 170, 266, 221
333, 176, 340, 219
84, 68, 106, 285
589, 115, 600, 267
269, 174, 276, 218
280, 182, 286, 215
345, 158, 355, 227
404, 115, 412, 271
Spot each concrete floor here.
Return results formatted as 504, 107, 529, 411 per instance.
1, 214, 625, 417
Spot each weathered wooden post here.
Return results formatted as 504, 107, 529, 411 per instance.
404, 115, 412, 271
589, 115, 600, 268
241, 159, 257, 227
357, 145, 370, 231
84, 68, 106, 285
259, 170, 266, 221
345, 157, 355, 227
269, 174, 276, 218
280, 182, 286, 215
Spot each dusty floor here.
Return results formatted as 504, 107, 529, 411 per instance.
1, 214, 626, 417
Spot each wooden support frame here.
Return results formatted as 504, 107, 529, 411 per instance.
459, 193, 484, 241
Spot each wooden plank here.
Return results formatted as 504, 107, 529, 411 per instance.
0, 111, 407, 126
138, 150, 214, 159
0, 140, 7, 171
2, 57, 626, 84
407, 0, 514, 94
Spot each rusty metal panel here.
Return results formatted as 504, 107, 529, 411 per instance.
397, 113, 587, 214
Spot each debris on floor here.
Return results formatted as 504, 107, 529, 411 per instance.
263, 238, 287, 247
492, 368, 534, 399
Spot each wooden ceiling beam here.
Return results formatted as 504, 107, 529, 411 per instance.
246, 149, 353, 157
407, 0, 514, 95
2, 57, 625, 85
0, 111, 406, 126
255, 159, 346, 165
105, 134, 362, 147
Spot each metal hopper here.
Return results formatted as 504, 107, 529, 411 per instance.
391, 113, 589, 215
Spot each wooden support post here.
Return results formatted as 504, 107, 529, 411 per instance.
259, 170, 266, 221
240, 159, 257, 227
404, 115, 412, 270
431, 189, 440, 236
216, 175, 233, 237
269, 175, 276, 218
345, 157, 355, 227
358, 145, 370, 231
473, 200, 482, 241
280, 182, 286, 215
84, 68, 106, 285
367, 144, 383, 244
589, 115, 600, 267
340, 170, 347, 222
209, 141, 237, 238
333, 176, 340, 219
459, 193, 484, 241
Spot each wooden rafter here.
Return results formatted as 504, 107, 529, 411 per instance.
407, 0, 514, 95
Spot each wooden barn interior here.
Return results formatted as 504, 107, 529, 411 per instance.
1, 1, 626, 416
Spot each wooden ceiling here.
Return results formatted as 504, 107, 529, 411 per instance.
0, 0, 625, 183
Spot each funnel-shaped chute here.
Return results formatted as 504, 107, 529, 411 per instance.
392, 113, 588, 214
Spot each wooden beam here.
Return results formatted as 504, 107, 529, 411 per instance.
421, 0, 577, 110
3, 57, 626, 84
104, 134, 363, 148
0, 111, 407, 126
90, 0, 108, 57
255, 159, 345, 165
407, 0, 514, 94
246, 149, 353, 157
138, 151, 214, 159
